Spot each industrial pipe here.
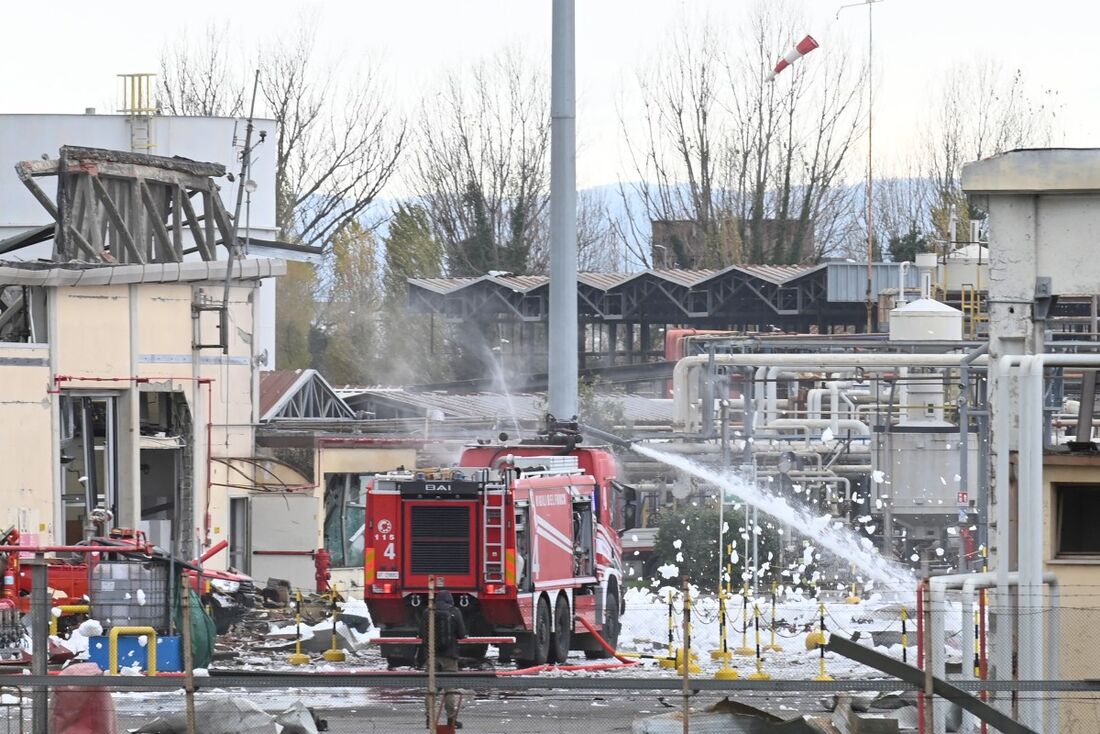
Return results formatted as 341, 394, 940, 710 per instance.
195, 539, 228, 565
992, 355, 1013, 701
929, 572, 1060, 734
1018, 355, 1045, 733
673, 353, 988, 429
990, 352, 1100, 731
767, 418, 871, 436
960, 573, 1060, 734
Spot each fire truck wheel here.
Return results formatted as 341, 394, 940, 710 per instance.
518, 596, 552, 668
550, 595, 572, 664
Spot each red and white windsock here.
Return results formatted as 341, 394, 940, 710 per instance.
769, 35, 819, 81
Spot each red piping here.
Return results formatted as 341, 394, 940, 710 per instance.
195, 539, 228, 565
252, 550, 317, 557
917, 578, 927, 734
14, 545, 152, 554
205, 376, 213, 548
575, 615, 637, 665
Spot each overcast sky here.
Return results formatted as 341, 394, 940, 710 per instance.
2, 0, 1096, 189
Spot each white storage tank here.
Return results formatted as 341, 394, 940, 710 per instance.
889, 298, 963, 342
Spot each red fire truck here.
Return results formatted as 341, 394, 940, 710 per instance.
363, 439, 631, 668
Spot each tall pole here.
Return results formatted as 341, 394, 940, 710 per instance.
864, 0, 875, 333
548, 0, 578, 422
840, 0, 882, 332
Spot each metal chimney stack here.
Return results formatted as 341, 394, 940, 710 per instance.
547, 0, 578, 421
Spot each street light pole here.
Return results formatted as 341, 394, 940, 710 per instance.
838, 0, 883, 333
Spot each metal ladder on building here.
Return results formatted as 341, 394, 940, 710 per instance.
961, 283, 987, 338
482, 486, 507, 584
118, 73, 157, 153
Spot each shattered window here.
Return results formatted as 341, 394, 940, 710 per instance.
324, 474, 370, 568
0, 286, 47, 343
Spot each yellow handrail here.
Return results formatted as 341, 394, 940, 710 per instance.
49, 604, 90, 636
108, 626, 157, 675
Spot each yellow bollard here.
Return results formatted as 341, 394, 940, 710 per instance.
322, 586, 346, 663
972, 604, 981, 678
762, 581, 783, 653
901, 606, 909, 664
746, 604, 771, 680
658, 588, 678, 669
725, 544, 734, 597
711, 589, 732, 662
713, 588, 739, 679
287, 590, 310, 666
812, 602, 832, 682
713, 593, 740, 680
846, 565, 862, 605
677, 586, 701, 675
734, 583, 755, 656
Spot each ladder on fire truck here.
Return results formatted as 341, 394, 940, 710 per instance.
483, 483, 507, 584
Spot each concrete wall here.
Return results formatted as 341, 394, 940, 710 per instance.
0, 271, 425, 599
962, 150, 1100, 582
0, 276, 268, 565
0, 344, 53, 542
1042, 456, 1100, 734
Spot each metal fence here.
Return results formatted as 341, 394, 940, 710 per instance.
15, 577, 1100, 733
8, 673, 1100, 734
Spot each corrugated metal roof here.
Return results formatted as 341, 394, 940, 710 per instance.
409, 266, 826, 297
486, 274, 548, 292
737, 263, 821, 284
259, 370, 307, 417
826, 262, 919, 302
345, 389, 673, 425
407, 277, 480, 294
650, 269, 718, 287
578, 272, 636, 289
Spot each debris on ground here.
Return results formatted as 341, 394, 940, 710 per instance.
632, 696, 838, 733
131, 697, 325, 734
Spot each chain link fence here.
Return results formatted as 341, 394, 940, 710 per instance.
12, 580, 1100, 732
6, 674, 1100, 733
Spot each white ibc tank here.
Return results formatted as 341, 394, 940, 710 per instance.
889, 298, 963, 342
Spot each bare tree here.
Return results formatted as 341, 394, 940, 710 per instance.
618, 1, 865, 268
923, 60, 1057, 240
159, 24, 244, 117
261, 26, 406, 248
618, 16, 740, 268
727, 1, 866, 263
158, 24, 406, 250
411, 50, 550, 277
576, 190, 623, 271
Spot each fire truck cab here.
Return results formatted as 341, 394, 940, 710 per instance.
363, 442, 628, 668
